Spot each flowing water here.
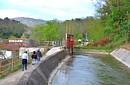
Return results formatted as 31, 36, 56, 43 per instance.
52, 54, 130, 85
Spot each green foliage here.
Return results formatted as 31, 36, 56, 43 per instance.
43, 20, 62, 40
21, 33, 27, 39
95, 0, 130, 48
112, 34, 120, 42
0, 17, 26, 39
0, 60, 31, 79
86, 17, 104, 41
105, 37, 126, 50
8, 35, 16, 39
30, 25, 44, 41
30, 19, 63, 42
77, 34, 83, 40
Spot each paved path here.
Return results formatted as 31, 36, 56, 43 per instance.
0, 56, 47, 85
0, 47, 62, 85
0, 66, 28, 85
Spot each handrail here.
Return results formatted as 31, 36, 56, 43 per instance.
0, 57, 22, 76
0, 47, 47, 78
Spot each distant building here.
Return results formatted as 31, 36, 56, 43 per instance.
4, 38, 28, 51
9, 38, 24, 47
0, 38, 38, 51
0, 38, 3, 43
5, 38, 26, 51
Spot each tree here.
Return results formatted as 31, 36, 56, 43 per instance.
77, 34, 83, 40
8, 35, 16, 39
43, 20, 62, 41
30, 19, 62, 42
21, 33, 27, 39
0, 18, 26, 39
95, 0, 130, 42
86, 17, 104, 41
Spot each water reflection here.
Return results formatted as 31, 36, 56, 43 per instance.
52, 54, 130, 85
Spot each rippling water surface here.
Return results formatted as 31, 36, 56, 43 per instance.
52, 54, 130, 85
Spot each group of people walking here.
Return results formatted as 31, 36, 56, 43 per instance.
21, 49, 42, 71
31, 49, 42, 65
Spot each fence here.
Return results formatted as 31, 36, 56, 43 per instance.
0, 57, 21, 77
0, 46, 48, 78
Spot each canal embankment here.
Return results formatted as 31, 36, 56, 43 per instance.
110, 48, 130, 68
18, 47, 130, 85
75, 47, 130, 68
52, 53, 130, 85
74, 48, 109, 54
18, 49, 68, 85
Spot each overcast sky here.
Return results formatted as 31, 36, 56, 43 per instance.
0, 0, 96, 21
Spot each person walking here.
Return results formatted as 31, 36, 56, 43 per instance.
36, 49, 42, 62
31, 51, 37, 65
21, 51, 28, 71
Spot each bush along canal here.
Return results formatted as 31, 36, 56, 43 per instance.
52, 54, 130, 85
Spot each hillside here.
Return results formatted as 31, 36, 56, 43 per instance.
12, 17, 46, 27
0, 17, 26, 39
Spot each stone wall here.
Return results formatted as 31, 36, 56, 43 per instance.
18, 50, 68, 85
110, 48, 130, 68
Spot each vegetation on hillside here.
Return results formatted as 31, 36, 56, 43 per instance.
0, 17, 26, 39
94, 0, 130, 49
69, 0, 130, 51
30, 19, 64, 44
66, 0, 130, 50
0, 0, 129, 51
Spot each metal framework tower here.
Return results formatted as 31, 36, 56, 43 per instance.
65, 20, 75, 54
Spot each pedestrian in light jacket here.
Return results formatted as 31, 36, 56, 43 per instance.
21, 51, 28, 71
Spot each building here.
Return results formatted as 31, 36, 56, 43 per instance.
3, 38, 29, 51
0, 38, 38, 51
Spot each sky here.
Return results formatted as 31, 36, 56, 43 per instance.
0, 0, 96, 21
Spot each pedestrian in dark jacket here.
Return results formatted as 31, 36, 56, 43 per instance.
36, 49, 42, 62
31, 51, 37, 65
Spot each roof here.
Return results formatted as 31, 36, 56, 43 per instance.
9, 38, 25, 40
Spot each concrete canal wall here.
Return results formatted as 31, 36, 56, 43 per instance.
74, 49, 109, 54
75, 48, 130, 68
110, 48, 130, 68
18, 50, 68, 85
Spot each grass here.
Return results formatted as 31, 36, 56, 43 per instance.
0, 75, 6, 79
75, 37, 126, 52
75, 45, 112, 52
0, 61, 31, 79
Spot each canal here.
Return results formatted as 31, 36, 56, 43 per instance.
52, 54, 130, 85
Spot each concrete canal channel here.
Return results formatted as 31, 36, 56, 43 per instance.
52, 53, 130, 85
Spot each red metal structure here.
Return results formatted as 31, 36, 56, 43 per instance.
66, 20, 75, 54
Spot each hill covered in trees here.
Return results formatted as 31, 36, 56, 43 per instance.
12, 17, 47, 38
0, 17, 26, 39
13, 17, 46, 27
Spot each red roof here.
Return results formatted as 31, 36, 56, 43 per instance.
0, 38, 3, 40
3, 43, 20, 51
